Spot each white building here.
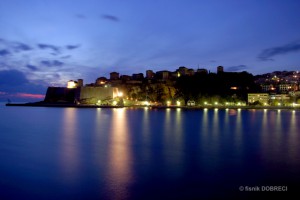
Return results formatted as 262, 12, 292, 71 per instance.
248, 93, 269, 105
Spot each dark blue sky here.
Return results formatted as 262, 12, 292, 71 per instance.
1, 0, 300, 101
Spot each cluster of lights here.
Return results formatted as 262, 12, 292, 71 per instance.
201, 101, 244, 106
162, 100, 182, 106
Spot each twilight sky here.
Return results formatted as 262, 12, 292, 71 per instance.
1, 0, 300, 101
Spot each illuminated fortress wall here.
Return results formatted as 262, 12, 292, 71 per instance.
79, 87, 118, 101
44, 86, 119, 104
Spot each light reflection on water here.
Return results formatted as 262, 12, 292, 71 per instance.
0, 106, 300, 199
60, 108, 79, 182
288, 111, 299, 164
106, 108, 132, 200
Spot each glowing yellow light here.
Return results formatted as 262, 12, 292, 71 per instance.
237, 102, 241, 106
118, 92, 123, 97
167, 101, 171, 106
176, 101, 181, 106
144, 101, 149, 106
112, 101, 117, 106
215, 102, 218, 105
225, 102, 229, 105
278, 103, 281, 106
204, 102, 207, 105
67, 81, 77, 88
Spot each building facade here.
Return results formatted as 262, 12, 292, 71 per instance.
110, 72, 120, 80
248, 93, 269, 105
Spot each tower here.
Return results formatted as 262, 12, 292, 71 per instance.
217, 66, 224, 74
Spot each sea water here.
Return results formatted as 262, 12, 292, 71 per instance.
0, 105, 299, 199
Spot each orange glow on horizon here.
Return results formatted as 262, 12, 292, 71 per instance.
15, 93, 45, 99
0, 92, 45, 99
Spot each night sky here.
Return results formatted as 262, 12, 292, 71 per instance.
1, 0, 300, 101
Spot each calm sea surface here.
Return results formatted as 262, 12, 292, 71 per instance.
0, 104, 300, 199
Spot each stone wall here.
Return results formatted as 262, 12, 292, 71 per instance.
44, 87, 79, 103
44, 86, 119, 104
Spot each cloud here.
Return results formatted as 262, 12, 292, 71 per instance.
0, 38, 33, 53
258, 41, 300, 61
227, 65, 247, 72
26, 64, 38, 71
0, 70, 48, 102
0, 70, 28, 86
101, 14, 120, 22
38, 43, 60, 54
12, 42, 33, 52
40, 60, 64, 67
0, 49, 10, 56
61, 55, 71, 59
66, 44, 80, 50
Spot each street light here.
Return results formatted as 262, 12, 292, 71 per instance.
167, 101, 171, 106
